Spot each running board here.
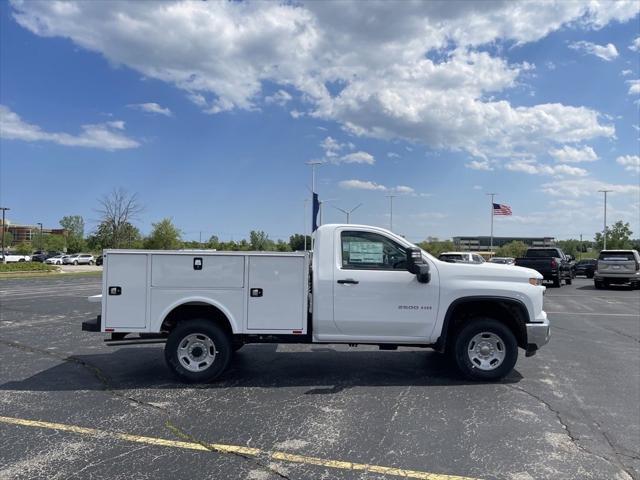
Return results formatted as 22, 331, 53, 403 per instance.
104, 335, 167, 346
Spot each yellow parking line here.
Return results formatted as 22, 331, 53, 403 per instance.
0, 415, 479, 480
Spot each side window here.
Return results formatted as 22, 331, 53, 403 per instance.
341, 231, 407, 270
472, 254, 482, 263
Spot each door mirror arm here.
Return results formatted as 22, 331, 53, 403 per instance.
406, 247, 430, 284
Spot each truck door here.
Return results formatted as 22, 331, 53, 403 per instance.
332, 229, 438, 339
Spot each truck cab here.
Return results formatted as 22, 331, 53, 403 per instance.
84, 224, 550, 383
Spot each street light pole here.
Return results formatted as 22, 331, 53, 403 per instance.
37, 222, 43, 251
305, 160, 323, 249
486, 193, 497, 251
598, 190, 612, 250
303, 198, 308, 250
384, 194, 396, 231
1, 207, 9, 263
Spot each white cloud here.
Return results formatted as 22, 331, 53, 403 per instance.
627, 79, 640, 95
540, 178, 640, 197
630, 36, 640, 52
339, 179, 388, 191
506, 161, 588, 176
0, 105, 139, 150
339, 151, 375, 164
9, 1, 628, 160
568, 41, 619, 61
387, 152, 400, 159
549, 145, 598, 163
320, 136, 343, 158
465, 160, 493, 171
265, 89, 292, 106
473, 185, 483, 190
339, 179, 416, 193
616, 155, 640, 173
621, 69, 633, 76
128, 102, 172, 116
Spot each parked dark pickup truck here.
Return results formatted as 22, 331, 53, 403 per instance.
515, 247, 573, 287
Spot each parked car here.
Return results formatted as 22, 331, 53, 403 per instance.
95, 255, 103, 266
574, 259, 597, 278
45, 254, 65, 265
489, 257, 515, 265
65, 253, 95, 265
32, 250, 63, 262
0, 253, 31, 263
515, 247, 573, 287
594, 250, 640, 289
438, 252, 485, 264
31, 250, 48, 263
83, 223, 549, 382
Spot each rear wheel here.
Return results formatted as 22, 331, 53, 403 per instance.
552, 276, 561, 288
565, 276, 572, 285
73, 260, 78, 265
165, 319, 232, 383
594, 280, 605, 289
453, 318, 518, 381
89, 260, 94, 265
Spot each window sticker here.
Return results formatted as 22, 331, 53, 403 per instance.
347, 241, 384, 263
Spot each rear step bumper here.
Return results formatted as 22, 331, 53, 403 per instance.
82, 315, 101, 332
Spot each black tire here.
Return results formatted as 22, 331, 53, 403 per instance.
73, 260, 78, 265
164, 319, 232, 383
594, 280, 604, 289
89, 260, 94, 265
587, 272, 594, 279
565, 276, 572, 285
552, 276, 561, 288
453, 318, 518, 381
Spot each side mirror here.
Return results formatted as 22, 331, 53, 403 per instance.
406, 247, 430, 283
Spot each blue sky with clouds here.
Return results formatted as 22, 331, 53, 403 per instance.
1, 1, 638, 243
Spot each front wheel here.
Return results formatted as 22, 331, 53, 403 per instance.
453, 318, 518, 381
165, 319, 232, 383
89, 260, 94, 265
565, 276, 572, 285
73, 260, 78, 265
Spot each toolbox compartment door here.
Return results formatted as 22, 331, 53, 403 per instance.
105, 253, 148, 329
247, 256, 305, 331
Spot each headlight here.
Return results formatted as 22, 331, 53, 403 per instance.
529, 278, 542, 286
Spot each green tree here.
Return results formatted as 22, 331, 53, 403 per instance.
275, 239, 292, 252
595, 220, 633, 250
417, 237, 455, 256
1, 230, 13, 248
45, 234, 67, 252
144, 218, 182, 250
96, 188, 143, 248
495, 241, 528, 259
15, 242, 32, 255
87, 221, 142, 250
249, 230, 274, 250
556, 239, 582, 257
60, 215, 84, 238
206, 235, 220, 249
289, 234, 311, 251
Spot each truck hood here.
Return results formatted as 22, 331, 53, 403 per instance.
433, 260, 542, 283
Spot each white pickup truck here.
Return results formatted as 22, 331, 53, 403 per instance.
83, 224, 550, 382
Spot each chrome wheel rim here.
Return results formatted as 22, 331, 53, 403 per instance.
467, 332, 506, 371
177, 333, 217, 372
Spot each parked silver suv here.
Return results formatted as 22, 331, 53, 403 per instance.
594, 250, 640, 289
65, 253, 95, 265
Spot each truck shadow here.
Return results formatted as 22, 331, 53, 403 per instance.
0, 344, 523, 393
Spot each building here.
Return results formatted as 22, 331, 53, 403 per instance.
453, 236, 555, 251
1, 221, 66, 245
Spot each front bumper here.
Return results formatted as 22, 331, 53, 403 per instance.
525, 310, 550, 356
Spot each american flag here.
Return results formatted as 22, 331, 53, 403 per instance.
493, 203, 512, 216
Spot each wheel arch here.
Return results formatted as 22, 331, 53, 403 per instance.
159, 297, 238, 337
436, 296, 530, 351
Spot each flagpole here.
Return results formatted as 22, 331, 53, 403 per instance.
486, 193, 496, 251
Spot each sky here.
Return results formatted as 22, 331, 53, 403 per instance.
1, 0, 639, 244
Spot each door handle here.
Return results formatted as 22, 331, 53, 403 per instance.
337, 279, 359, 285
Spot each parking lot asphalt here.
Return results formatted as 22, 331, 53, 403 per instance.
0, 276, 638, 480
